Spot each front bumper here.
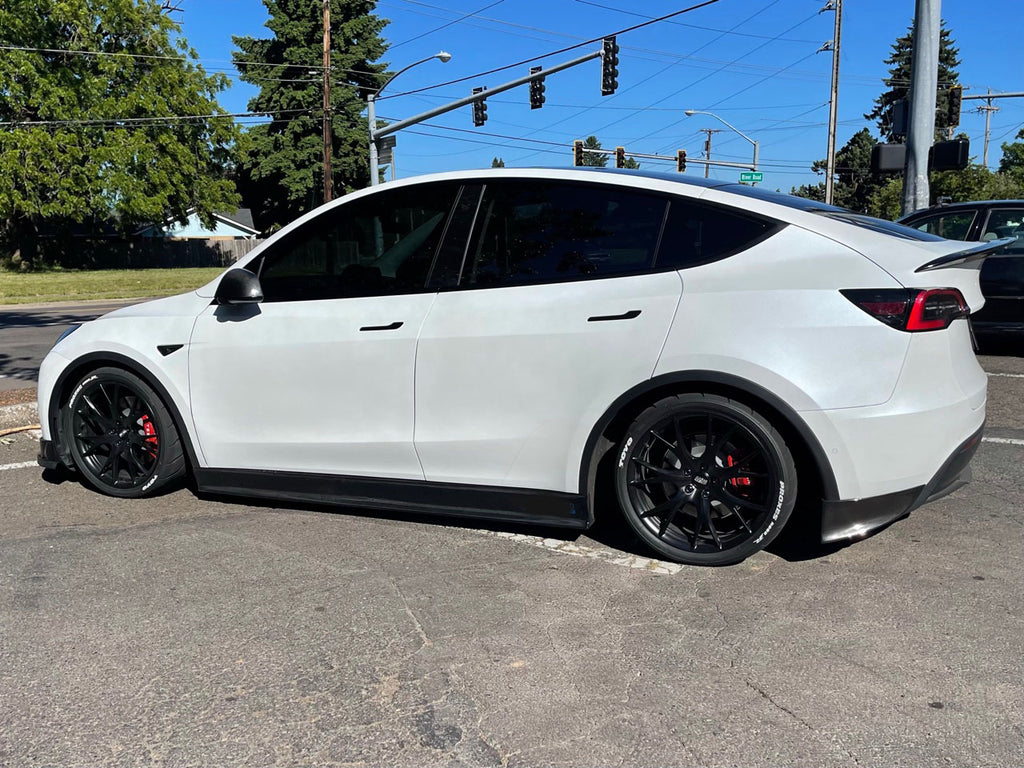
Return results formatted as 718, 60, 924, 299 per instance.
820, 423, 984, 543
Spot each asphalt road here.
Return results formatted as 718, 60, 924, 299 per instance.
0, 300, 142, 392
0, 365, 1021, 766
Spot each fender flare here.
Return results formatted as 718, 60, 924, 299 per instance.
578, 370, 840, 514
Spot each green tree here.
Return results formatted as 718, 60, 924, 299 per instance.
0, 0, 240, 268
234, 0, 388, 230
791, 129, 887, 212
580, 135, 608, 167
491, 157, 505, 167
998, 127, 1024, 178
865, 21, 961, 142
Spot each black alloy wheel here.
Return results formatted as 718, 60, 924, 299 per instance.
615, 394, 797, 566
62, 367, 185, 498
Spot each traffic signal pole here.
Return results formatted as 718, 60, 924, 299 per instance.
369, 48, 603, 182
902, 0, 941, 216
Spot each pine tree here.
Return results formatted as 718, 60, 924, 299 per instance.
580, 135, 608, 167
491, 157, 505, 167
865, 21, 961, 142
234, 0, 388, 230
0, 0, 240, 268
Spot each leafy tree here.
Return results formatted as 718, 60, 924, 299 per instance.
998, 127, 1024, 178
622, 155, 641, 170
0, 0, 240, 268
491, 157, 505, 167
234, 0, 388, 231
580, 135, 608, 167
865, 21, 961, 142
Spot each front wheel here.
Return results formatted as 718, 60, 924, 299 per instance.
61, 367, 186, 498
614, 394, 797, 566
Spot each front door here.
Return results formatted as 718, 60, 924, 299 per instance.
189, 182, 464, 479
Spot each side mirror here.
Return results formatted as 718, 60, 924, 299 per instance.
214, 268, 263, 305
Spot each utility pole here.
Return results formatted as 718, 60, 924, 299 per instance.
901, 0, 940, 216
700, 129, 721, 179
978, 90, 1000, 167
322, 0, 333, 203
821, 0, 842, 206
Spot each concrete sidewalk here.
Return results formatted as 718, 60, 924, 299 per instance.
0, 389, 38, 432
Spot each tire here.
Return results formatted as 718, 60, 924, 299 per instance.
614, 393, 797, 566
61, 366, 186, 498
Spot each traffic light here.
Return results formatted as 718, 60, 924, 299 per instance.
947, 85, 963, 127
615, 146, 625, 168
601, 36, 619, 96
676, 149, 687, 173
472, 86, 487, 127
529, 66, 546, 110
573, 139, 584, 167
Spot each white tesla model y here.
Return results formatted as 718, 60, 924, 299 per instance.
38, 168, 1002, 565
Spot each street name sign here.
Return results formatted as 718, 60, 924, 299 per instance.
739, 172, 764, 182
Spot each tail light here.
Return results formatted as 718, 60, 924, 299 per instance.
841, 288, 969, 332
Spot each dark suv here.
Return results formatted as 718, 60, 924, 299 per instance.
899, 200, 1024, 340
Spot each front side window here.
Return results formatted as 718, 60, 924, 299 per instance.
980, 208, 1024, 254
908, 210, 977, 240
254, 183, 460, 302
461, 181, 668, 288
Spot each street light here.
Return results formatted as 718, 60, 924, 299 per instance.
684, 109, 760, 181
368, 51, 451, 186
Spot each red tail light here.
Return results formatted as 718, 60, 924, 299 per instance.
841, 288, 969, 332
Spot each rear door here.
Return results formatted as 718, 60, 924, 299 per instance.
413, 179, 683, 494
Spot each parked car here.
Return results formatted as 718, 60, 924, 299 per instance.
37, 168, 999, 566
899, 200, 1024, 338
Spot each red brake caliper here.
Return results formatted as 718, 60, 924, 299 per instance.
140, 415, 159, 456
727, 455, 751, 488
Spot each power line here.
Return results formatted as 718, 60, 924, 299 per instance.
0, 108, 313, 128
572, 0, 821, 44
389, 0, 504, 49
377, 0, 720, 100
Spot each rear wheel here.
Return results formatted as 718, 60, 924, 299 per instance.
61, 367, 185, 498
614, 394, 797, 566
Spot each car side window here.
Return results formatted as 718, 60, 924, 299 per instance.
980, 209, 1024, 254
253, 183, 461, 302
908, 210, 977, 240
656, 199, 777, 269
460, 180, 668, 288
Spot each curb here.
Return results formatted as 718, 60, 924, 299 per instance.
0, 401, 39, 432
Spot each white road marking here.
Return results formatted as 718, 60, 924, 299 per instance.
982, 436, 1024, 446
474, 529, 686, 575
0, 461, 37, 472
987, 372, 1024, 379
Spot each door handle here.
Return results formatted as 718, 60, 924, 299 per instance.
587, 310, 641, 322
359, 321, 404, 332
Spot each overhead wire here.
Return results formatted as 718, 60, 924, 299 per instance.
375, 0, 720, 100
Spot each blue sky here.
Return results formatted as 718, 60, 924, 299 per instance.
176, 0, 1024, 190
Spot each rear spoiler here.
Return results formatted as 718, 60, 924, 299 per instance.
915, 238, 1015, 272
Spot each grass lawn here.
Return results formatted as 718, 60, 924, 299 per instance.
0, 267, 225, 305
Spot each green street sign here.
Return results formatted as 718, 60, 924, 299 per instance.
739, 171, 764, 182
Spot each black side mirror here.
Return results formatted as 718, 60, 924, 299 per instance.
215, 268, 264, 305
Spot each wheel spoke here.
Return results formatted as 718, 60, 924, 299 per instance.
711, 424, 739, 460
719, 450, 761, 478
632, 458, 682, 481
657, 499, 683, 538
639, 494, 683, 520
700, 493, 723, 550
712, 484, 769, 514
672, 418, 698, 471
81, 394, 111, 428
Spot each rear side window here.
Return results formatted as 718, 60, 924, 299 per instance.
255, 183, 460, 302
906, 210, 977, 240
657, 199, 777, 269
461, 181, 667, 287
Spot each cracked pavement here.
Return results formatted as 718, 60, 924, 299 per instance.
0, 360, 1022, 766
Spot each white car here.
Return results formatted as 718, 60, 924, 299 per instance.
37, 168, 999, 566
